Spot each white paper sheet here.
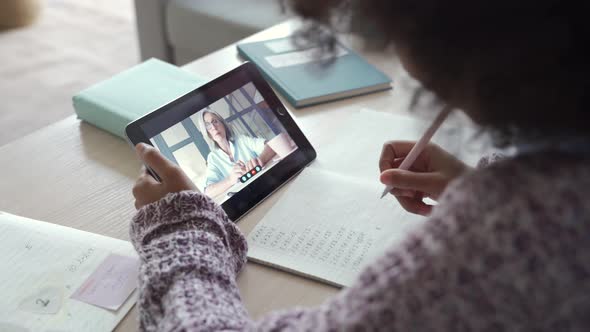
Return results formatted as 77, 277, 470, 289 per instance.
0, 211, 138, 332
264, 46, 348, 68
264, 39, 301, 53
247, 168, 424, 287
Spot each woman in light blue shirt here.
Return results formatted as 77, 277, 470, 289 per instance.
197, 109, 276, 197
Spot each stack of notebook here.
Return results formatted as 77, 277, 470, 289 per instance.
237, 36, 392, 108
73, 58, 207, 139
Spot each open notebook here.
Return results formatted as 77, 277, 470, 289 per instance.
247, 168, 424, 287
246, 109, 488, 287
0, 211, 138, 332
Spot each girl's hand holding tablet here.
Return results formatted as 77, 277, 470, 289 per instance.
132, 143, 198, 209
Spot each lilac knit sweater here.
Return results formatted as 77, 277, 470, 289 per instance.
130, 153, 590, 331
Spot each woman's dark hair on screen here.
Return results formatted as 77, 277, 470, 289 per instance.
283, 0, 589, 143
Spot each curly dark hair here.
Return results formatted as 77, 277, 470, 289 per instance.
284, 0, 589, 140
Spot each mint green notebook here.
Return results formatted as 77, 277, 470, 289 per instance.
73, 58, 207, 139
237, 37, 392, 108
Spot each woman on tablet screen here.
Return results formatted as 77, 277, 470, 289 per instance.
129, 0, 590, 330
196, 109, 276, 197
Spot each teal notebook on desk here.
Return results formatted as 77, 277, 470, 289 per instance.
237, 37, 392, 108
73, 58, 207, 139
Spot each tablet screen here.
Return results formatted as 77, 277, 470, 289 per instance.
144, 81, 299, 205
127, 62, 315, 220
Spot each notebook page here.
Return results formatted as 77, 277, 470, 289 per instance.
0, 211, 137, 332
247, 168, 424, 287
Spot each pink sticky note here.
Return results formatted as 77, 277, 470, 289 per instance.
71, 253, 139, 311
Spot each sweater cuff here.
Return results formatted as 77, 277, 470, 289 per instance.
130, 191, 247, 267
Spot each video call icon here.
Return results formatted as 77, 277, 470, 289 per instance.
240, 165, 262, 183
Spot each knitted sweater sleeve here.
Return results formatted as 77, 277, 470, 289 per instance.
130, 161, 580, 331
130, 191, 249, 331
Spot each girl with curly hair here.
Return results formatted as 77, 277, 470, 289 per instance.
130, 1, 590, 330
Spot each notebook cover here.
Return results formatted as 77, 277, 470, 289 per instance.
237, 37, 392, 108
72, 58, 207, 138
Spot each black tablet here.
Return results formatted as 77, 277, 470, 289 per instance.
126, 62, 316, 221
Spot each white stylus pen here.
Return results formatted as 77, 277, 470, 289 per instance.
380, 106, 453, 199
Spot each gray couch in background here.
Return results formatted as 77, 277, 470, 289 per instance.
134, 0, 290, 65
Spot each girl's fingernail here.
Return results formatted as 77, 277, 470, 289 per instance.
137, 143, 152, 153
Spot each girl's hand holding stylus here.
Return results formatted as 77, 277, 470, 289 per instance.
379, 141, 472, 216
